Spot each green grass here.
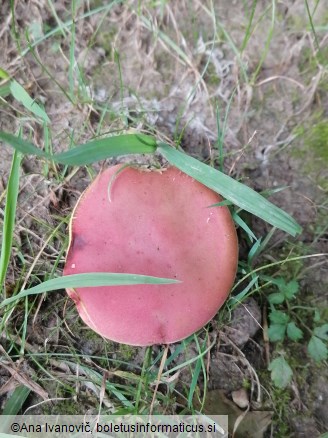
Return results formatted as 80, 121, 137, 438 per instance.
0, 150, 21, 296
0, 273, 180, 308
0, 1, 327, 435
0, 131, 302, 236
158, 142, 301, 236
0, 132, 157, 165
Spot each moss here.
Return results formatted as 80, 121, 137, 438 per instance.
274, 241, 306, 280
70, 315, 137, 362
306, 121, 328, 163
292, 118, 328, 192
259, 375, 292, 438
293, 119, 326, 159
117, 343, 137, 361
242, 378, 251, 390
203, 62, 221, 87
42, 398, 81, 415
288, 9, 328, 35
290, 116, 328, 244
299, 49, 328, 89
95, 29, 118, 56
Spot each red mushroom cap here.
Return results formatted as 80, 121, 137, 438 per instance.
63, 165, 238, 345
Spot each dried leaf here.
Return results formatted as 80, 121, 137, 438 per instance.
202, 389, 272, 438
0, 361, 48, 400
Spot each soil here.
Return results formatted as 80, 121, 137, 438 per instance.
0, 1, 327, 437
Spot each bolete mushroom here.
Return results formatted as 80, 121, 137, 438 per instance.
63, 165, 238, 346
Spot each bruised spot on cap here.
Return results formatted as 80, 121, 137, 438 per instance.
70, 233, 86, 252
65, 234, 87, 268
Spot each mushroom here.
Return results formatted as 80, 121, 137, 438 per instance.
63, 165, 238, 346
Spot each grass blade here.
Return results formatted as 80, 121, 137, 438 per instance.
0, 83, 11, 98
10, 80, 50, 123
0, 273, 181, 308
304, 0, 320, 51
251, 1, 275, 84
68, 0, 77, 100
21, 1, 122, 57
53, 134, 156, 165
240, 0, 258, 53
232, 211, 257, 242
158, 143, 302, 237
0, 132, 49, 158
0, 132, 157, 166
228, 275, 259, 308
0, 150, 22, 295
187, 334, 207, 408
139, 15, 191, 67
2, 386, 30, 414
0, 68, 10, 79
215, 87, 236, 172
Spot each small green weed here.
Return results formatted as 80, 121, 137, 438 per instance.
265, 276, 328, 388
269, 386, 292, 437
